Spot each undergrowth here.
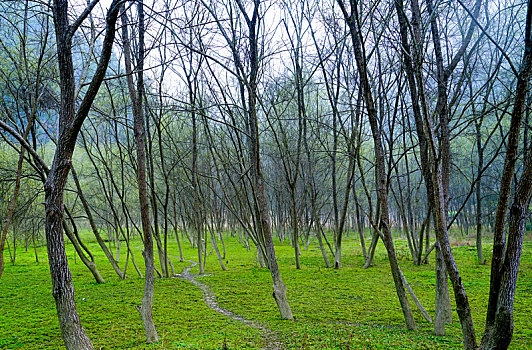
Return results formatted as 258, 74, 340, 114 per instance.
0, 231, 530, 349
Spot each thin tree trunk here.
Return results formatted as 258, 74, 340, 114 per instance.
71, 167, 126, 278
121, 3, 159, 343
338, 0, 416, 330
354, 195, 367, 262
314, 202, 331, 268
399, 267, 432, 323
32, 233, 39, 263
172, 194, 184, 262
208, 211, 227, 271
363, 231, 379, 269
11, 231, 16, 265
290, 190, 301, 269
191, 92, 203, 274
475, 121, 485, 264
247, 0, 292, 319
62, 220, 104, 284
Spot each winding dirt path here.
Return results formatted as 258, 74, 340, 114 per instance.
175, 259, 284, 350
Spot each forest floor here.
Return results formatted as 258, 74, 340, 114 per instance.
0, 231, 531, 349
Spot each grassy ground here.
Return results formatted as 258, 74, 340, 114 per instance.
0, 231, 530, 349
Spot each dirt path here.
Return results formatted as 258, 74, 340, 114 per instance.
175, 259, 284, 350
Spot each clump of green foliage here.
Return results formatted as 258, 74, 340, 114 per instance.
0, 231, 530, 349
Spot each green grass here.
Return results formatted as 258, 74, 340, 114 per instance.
0, 231, 531, 349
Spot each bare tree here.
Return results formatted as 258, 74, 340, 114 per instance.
199, 0, 294, 319
42, 0, 122, 348
120, 1, 159, 343
0, 0, 49, 278
482, 1, 532, 348
336, 0, 416, 330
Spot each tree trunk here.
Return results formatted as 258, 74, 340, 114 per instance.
475, 121, 485, 264
71, 167, 125, 278
246, 0, 292, 319
121, 3, 159, 343
62, 220, 104, 284
172, 194, 184, 262
291, 189, 301, 269
32, 232, 39, 263
338, 0, 416, 329
354, 197, 368, 262
434, 243, 452, 335
423, 0, 482, 345
363, 231, 379, 269
432, 170, 476, 348
314, 202, 331, 268
485, 156, 532, 349
208, 214, 227, 271
44, 1, 121, 348
482, 1, 532, 347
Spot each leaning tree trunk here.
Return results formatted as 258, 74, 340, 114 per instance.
71, 167, 126, 278
486, 156, 532, 349
482, 2, 532, 347
121, 2, 159, 343
249, 73, 293, 320
337, 0, 416, 330
45, 1, 121, 349
423, 0, 482, 345
246, 0, 293, 320
395, 0, 454, 335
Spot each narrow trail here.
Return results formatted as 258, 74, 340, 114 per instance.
173, 258, 284, 350
134, 245, 285, 349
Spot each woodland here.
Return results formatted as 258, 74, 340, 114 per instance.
0, 0, 531, 349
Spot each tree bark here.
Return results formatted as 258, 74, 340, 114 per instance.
486, 156, 532, 349
337, 0, 416, 330
120, 2, 159, 343
434, 243, 452, 335
423, 0, 482, 345
246, 0, 293, 319
45, 1, 121, 348
483, 1, 532, 347
475, 120, 486, 264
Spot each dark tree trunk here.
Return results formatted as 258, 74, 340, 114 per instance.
483, 1, 532, 347
434, 243, 452, 335
71, 167, 125, 278
44, 1, 121, 348
422, 0, 482, 345
121, 3, 159, 343
486, 157, 532, 349
338, 0, 416, 330
475, 121, 486, 264
246, 0, 293, 319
